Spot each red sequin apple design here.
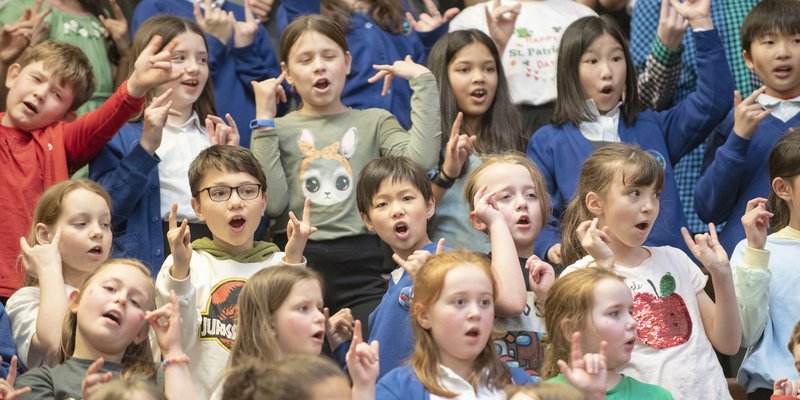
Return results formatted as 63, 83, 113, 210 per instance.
631, 273, 692, 349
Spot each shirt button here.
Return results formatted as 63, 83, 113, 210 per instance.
155, 249, 161, 256
152, 216, 159, 223
365, 22, 372, 29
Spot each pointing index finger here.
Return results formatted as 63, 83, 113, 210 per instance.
169, 203, 179, 230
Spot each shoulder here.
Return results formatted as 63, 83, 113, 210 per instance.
562, 256, 595, 277
623, 376, 674, 399
377, 365, 423, 397
6, 287, 41, 313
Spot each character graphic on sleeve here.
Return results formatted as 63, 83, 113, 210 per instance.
632, 272, 692, 349
297, 128, 357, 206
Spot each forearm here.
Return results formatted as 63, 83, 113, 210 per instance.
163, 360, 198, 400
34, 275, 68, 359
732, 247, 771, 347
707, 268, 743, 354
637, 38, 681, 111
488, 221, 526, 317
393, 74, 442, 170
351, 383, 376, 400
250, 128, 290, 217
694, 132, 750, 224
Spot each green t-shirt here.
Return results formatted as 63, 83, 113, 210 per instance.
549, 373, 674, 400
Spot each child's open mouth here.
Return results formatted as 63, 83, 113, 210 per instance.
774, 65, 793, 78
600, 85, 614, 95
313, 79, 330, 91
23, 101, 37, 113
88, 245, 104, 256
182, 79, 199, 87
103, 311, 121, 325
394, 223, 409, 239
229, 218, 246, 231
517, 215, 530, 226
635, 222, 649, 231
312, 330, 325, 342
470, 88, 487, 101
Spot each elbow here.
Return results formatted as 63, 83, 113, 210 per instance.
718, 342, 741, 356
495, 297, 526, 318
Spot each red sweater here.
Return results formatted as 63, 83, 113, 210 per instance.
0, 81, 144, 297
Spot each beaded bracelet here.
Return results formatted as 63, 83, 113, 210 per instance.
160, 355, 190, 370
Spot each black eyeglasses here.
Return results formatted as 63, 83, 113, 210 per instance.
197, 184, 262, 202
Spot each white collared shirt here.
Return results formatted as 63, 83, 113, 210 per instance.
156, 111, 211, 222
186, 0, 225, 9
429, 365, 506, 400
755, 93, 800, 123
578, 99, 623, 143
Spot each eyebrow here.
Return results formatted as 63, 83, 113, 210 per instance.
106, 277, 146, 297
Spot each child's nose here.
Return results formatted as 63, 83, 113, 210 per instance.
472, 70, 485, 83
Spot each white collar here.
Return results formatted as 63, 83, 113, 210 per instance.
585, 98, 622, 118
166, 111, 203, 131
578, 99, 623, 143
756, 93, 800, 123
187, 0, 225, 10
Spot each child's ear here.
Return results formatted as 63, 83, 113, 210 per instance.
773, 177, 793, 201
585, 191, 603, 216
742, 49, 754, 70
281, 62, 292, 85
416, 307, 432, 330
559, 318, 576, 344
344, 51, 352, 75
68, 290, 81, 314
35, 223, 52, 244
360, 212, 374, 231
259, 192, 268, 214
469, 211, 488, 232
5, 63, 21, 89
425, 196, 435, 219
191, 197, 205, 222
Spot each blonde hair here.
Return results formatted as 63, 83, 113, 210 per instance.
60, 259, 156, 379
90, 377, 166, 400
560, 144, 665, 266
464, 152, 552, 230
230, 266, 324, 367
21, 179, 112, 287
506, 382, 584, 400
410, 251, 511, 397
541, 268, 625, 379
223, 354, 346, 400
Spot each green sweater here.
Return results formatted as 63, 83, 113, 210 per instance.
550, 373, 674, 399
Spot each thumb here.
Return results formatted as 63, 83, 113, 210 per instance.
435, 238, 445, 255
733, 90, 742, 107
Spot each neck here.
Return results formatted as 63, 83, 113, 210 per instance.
167, 106, 194, 126
212, 236, 254, 257
461, 116, 481, 136
765, 86, 800, 101
439, 354, 472, 381
72, 333, 124, 363
606, 371, 623, 391
605, 235, 649, 267
516, 243, 534, 259
1, 113, 16, 129
62, 267, 89, 289
789, 217, 800, 232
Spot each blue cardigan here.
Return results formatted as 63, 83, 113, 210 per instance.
377, 364, 535, 399
526, 29, 733, 260
0, 304, 15, 377
89, 122, 164, 275
132, 0, 281, 146
696, 111, 800, 254
280, 0, 446, 129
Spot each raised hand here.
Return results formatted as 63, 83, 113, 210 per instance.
346, 320, 380, 397
472, 185, 505, 229
368, 55, 431, 96
127, 35, 182, 98
656, 0, 688, 51
246, 0, 274, 21
81, 358, 113, 400
741, 197, 771, 251
0, 1, 51, 64
774, 377, 800, 397
557, 332, 607, 400
324, 307, 354, 351
681, 223, 729, 274
194, 0, 236, 45
18, 226, 62, 280
668, 0, 712, 30
405, 0, 458, 33
0, 356, 31, 400
98, 0, 130, 54
233, 1, 259, 48
167, 203, 192, 279
733, 87, 770, 140
251, 71, 287, 120
576, 218, 614, 269
441, 112, 477, 179
140, 88, 177, 154
146, 290, 184, 358
391, 238, 444, 280
206, 113, 241, 146
484, 0, 520, 55
285, 198, 317, 264
527, 255, 554, 302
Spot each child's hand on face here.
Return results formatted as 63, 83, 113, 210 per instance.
127, 36, 182, 98
472, 185, 505, 229
441, 112, 477, 179
527, 255, 554, 302
146, 290, 185, 358
668, 0, 712, 30
206, 113, 241, 146
285, 198, 317, 264
98, 0, 130, 55
774, 377, 800, 397
167, 203, 192, 279
741, 197, 772, 251
557, 332, 607, 400
140, 88, 178, 155
656, 0, 688, 51
733, 87, 770, 140
251, 71, 287, 120
368, 55, 431, 96
346, 320, 380, 390
391, 238, 444, 280
233, 1, 259, 48
0, 356, 31, 400
404, 0, 459, 33
484, 0, 521, 55
194, 0, 235, 45
681, 223, 730, 275
0, 1, 50, 64
81, 358, 113, 400
576, 218, 614, 269
324, 307, 354, 351
18, 226, 62, 280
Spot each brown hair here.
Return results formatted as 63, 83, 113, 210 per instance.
223, 354, 346, 400
15, 40, 95, 112
321, 0, 405, 34
90, 377, 166, 400
541, 267, 625, 379
60, 259, 156, 379
21, 179, 112, 287
552, 16, 640, 127
280, 14, 349, 64
230, 266, 324, 368
741, 0, 800, 53
410, 251, 511, 397
560, 144, 664, 266
126, 15, 215, 122
506, 382, 585, 400
788, 319, 800, 354
464, 152, 552, 230
356, 155, 433, 214
768, 130, 800, 231
188, 145, 267, 197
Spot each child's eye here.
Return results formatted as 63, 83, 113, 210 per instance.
456, 67, 470, 73
525, 192, 537, 199
32, 76, 42, 83
374, 201, 388, 208
628, 190, 640, 198
130, 298, 141, 308
585, 58, 598, 64
609, 310, 619, 317
453, 298, 465, 306
654, 191, 662, 199
198, 56, 208, 64
53, 91, 62, 100
480, 298, 492, 307
612, 56, 624, 62
104, 285, 116, 293
172, 55, 186, 62
402, 195, 414, 201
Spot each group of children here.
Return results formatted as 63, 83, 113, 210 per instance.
1, 0, 800, 399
